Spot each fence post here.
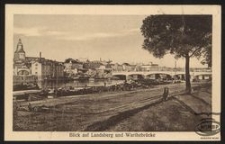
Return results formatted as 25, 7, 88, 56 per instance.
163, 87, 169, 101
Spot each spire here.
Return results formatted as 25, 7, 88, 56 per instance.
17, 39, 25, 53
18, 38, 22, 44
14, 39, 19, 53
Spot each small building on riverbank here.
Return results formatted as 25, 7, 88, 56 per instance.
31, 59, 64, 81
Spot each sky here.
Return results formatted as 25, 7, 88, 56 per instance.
13, 14, 207, 68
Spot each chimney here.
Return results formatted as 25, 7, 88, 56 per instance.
39, 52, 42, 58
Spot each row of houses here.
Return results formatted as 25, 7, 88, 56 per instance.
61, 58, 212, 78
14, 58, 64, 81
63, 59, 160, 74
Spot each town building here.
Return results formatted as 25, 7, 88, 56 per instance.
141, 62, 159, 71
13, 39, 31, 76
122, 63, 135, 71
31, 59, 64, 81
13, 39, 64, 82
64, 59, 83, 75
14, 39, 26, 63
110, 63, 124, 72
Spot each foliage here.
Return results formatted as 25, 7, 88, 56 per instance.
64, 58, 80, 63
141, 15, 212, 59
141, 15, 212, 93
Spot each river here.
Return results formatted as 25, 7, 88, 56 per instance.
37, 79, 125, 89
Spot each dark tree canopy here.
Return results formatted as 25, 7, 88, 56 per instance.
201, 34, 212, 67
64, 58, 74, 63
64, 58, 81, 63
141, 15, 212, 93
141, 15, 212, 60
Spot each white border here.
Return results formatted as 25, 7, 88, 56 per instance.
5, 5, 221, 141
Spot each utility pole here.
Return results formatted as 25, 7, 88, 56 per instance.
175, 60, 177, 75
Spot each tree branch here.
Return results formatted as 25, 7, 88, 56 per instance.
189, 47, 202, 57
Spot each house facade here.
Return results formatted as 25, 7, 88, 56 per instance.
31, 60, 64, 81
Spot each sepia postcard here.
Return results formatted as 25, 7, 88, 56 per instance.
5, 5, 221, 141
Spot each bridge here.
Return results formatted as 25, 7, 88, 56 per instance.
111, 71, 212, 80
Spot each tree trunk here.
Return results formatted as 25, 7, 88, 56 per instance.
185, 55, 191, 94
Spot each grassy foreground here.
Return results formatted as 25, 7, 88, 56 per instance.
13, 83, 211, 131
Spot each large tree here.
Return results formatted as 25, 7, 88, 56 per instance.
201, 36, 212, 68
141, 15, 212, 93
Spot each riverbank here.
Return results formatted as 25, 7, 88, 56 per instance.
13, 82, 211, 131
12, 79, 171, 101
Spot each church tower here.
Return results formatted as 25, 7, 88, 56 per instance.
14, 39, 26, 62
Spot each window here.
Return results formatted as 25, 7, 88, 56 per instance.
35, 72, 38, 75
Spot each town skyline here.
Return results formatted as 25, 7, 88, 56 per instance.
14, 15, 208, 68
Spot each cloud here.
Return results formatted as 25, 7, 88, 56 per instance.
14, 27, 44, 37
14, 26, 66, 37
127, 28, 140, 33
60, 28, 140, 41
43, 30, 66, 36
14, 26, 140, 41
61, 32, 119, 41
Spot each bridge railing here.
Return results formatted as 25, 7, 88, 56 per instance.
112, 71, 212, 81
